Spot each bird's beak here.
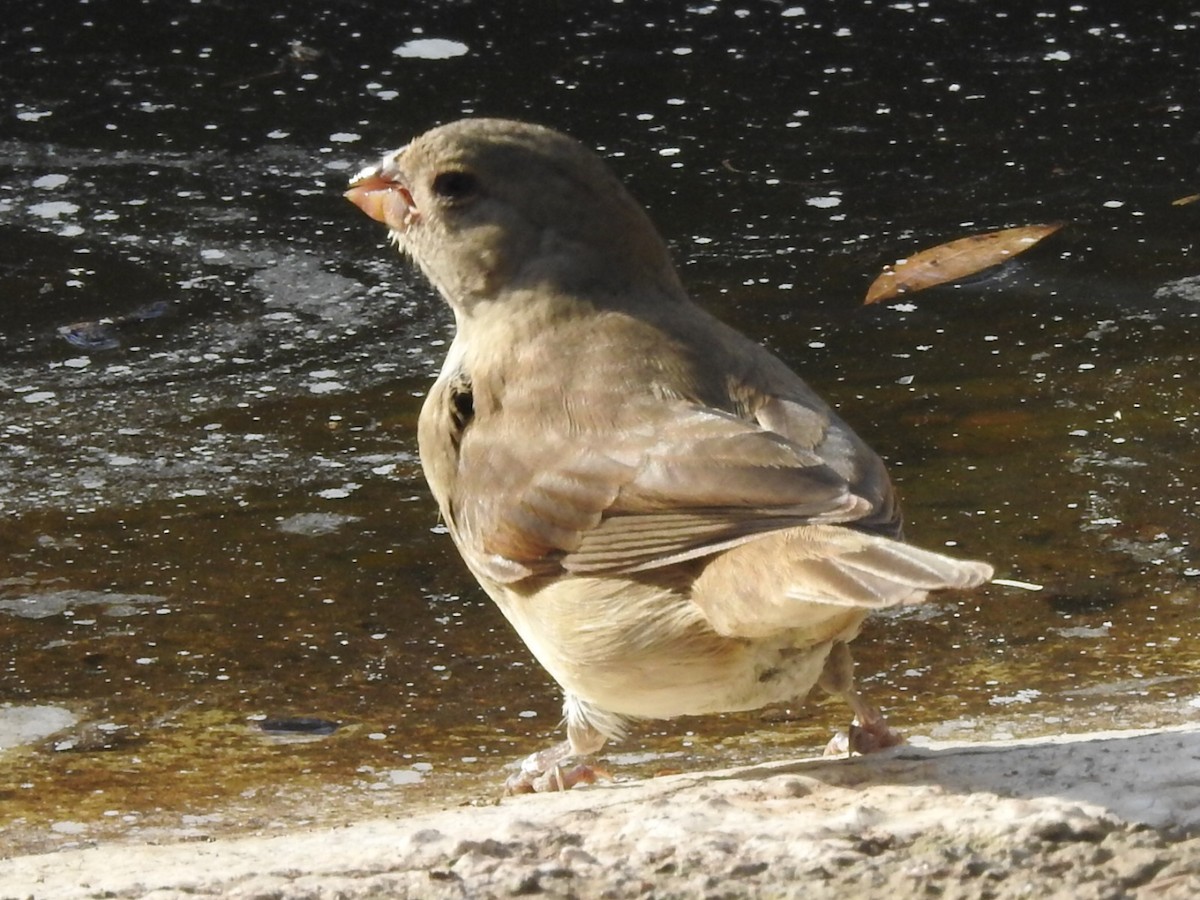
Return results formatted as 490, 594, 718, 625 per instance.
344, 164, 419, 231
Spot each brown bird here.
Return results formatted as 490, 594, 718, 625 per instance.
345, 118, 993, 793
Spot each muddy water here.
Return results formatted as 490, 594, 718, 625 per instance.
2, 1, 1198, 854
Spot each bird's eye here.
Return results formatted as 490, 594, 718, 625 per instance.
431, 170, 478, 201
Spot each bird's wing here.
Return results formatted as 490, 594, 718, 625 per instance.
451, 399, 873, 583
752, 394, 901, 535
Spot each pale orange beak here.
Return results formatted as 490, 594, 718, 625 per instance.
344, 167, 419, 231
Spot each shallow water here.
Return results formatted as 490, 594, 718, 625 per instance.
1, 1, 1198, 854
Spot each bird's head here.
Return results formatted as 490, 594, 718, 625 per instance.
345, 118, 684, 317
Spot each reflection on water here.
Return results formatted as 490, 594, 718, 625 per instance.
1, 0, 1198, 854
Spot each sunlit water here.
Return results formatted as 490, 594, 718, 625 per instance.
1, 1, 1197, 855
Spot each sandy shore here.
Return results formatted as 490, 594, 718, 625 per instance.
2, 724, 1198, 899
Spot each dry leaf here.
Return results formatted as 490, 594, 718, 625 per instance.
1171, 193, 1199, 207
864, 222, 1064, 305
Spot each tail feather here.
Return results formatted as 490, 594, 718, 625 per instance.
691, 524, 993, 638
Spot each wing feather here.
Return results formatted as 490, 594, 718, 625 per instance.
453, 400, 871, 582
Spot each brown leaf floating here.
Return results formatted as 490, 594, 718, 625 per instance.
864, 223, 1064, 305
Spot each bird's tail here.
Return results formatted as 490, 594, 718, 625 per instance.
691, 524, 993, 638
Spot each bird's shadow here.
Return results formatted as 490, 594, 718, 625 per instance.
566, 724, 1200, 835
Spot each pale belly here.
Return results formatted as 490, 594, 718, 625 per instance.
481, 571, 866, 721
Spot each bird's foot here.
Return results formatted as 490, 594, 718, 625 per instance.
847, 713, 905, 754
505, 762, 603, 794
823, 703, 905, 757
818, 644, 907, 757
503, 740, 608, 794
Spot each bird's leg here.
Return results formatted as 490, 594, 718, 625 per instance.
503, 720, 608, 794
818, 640, 905, 756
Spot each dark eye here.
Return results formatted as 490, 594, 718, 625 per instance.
431, 170, 478, 200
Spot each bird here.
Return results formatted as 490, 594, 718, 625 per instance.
344, 118, 994, 793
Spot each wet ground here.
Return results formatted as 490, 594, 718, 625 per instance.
1, 0, 1198, 856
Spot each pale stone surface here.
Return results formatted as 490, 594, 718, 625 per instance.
1, 725, 1198, 899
